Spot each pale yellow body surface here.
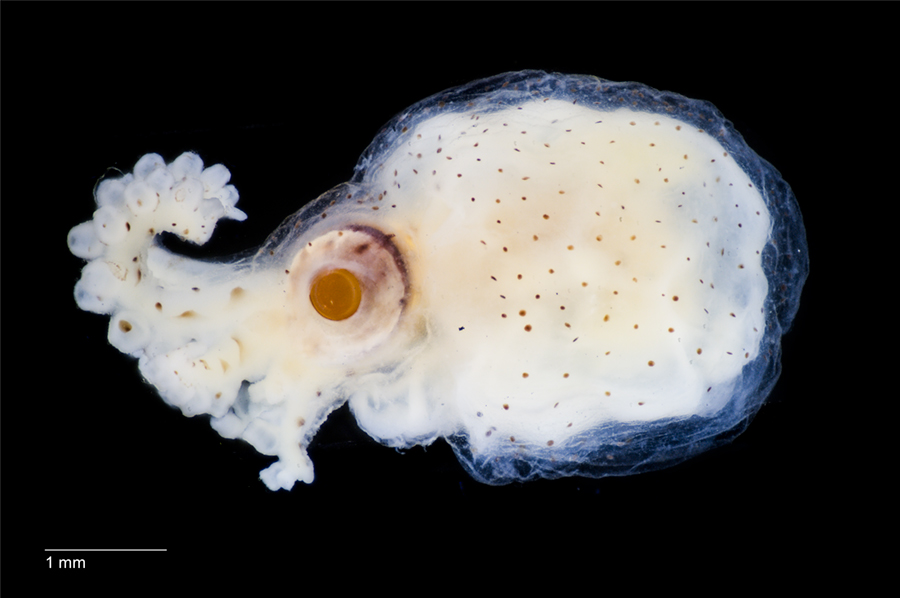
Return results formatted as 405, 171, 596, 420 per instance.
69, 73, 802, 490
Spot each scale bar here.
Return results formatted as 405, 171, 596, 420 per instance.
44, 548, 168, 552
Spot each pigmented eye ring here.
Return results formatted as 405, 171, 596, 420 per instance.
309, 268, 362, 321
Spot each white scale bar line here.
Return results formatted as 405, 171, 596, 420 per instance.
44, 548, 168, 552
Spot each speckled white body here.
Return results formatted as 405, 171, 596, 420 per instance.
69, 72, 803, 490
353, 103, 769, 455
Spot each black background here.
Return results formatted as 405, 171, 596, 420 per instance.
3, 3, 869, 589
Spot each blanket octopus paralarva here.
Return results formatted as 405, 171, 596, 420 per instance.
68, 71, 808, 490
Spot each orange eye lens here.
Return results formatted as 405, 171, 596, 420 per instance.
309, 269, 362, 321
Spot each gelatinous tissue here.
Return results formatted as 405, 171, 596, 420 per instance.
68, 71, 808, 490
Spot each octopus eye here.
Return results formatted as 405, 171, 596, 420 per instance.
310, 268, 362, 321
288, 225, 409, 362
